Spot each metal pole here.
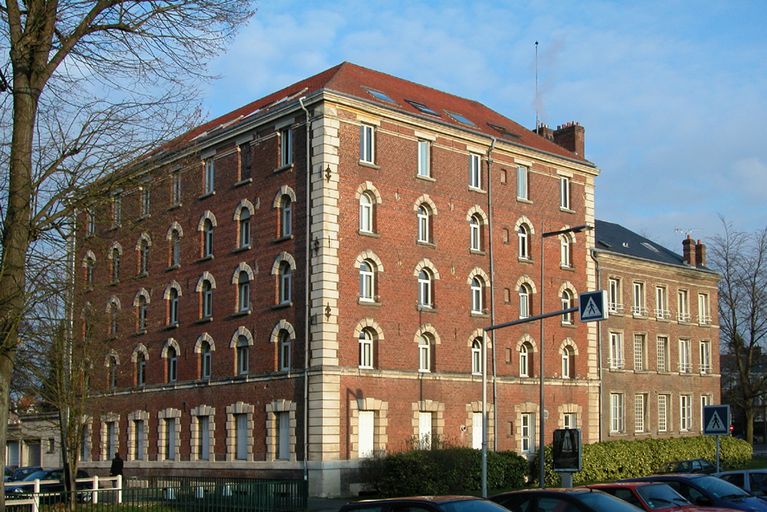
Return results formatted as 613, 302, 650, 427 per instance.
481, 331, 488, 497
716, 435, 721, 472
539, 232, 546, 488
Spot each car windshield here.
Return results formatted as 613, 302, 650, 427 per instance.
693, 476, 749, 499
441, 500, 511, 512
578, 491, 647, 512
637, 484, 691, 509
22, 470, 50, 481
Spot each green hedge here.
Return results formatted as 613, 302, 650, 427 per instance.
360, 448, 528, 496
534, 436, 752, 487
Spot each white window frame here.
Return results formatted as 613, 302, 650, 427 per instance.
609, 332, 624, 369
635, 394, 647, 433
471, 340, 482, 375
359, 330, 374, 369
679, 339, 692, 373
359, 193, 374, 233
560, 235, 572, 268
658, 394, 668, 432
418, 269, 433, 308
201, 342, 212, 380
417, 205, 430, 243
633, 334, 646, 371
469, 153, 481, 189
632, 282, 646, 316
561, 347, 572, 378
519, 343, 530, 377
418, 335, 431, 373
563, 413, 576, 430
657, 336, 669, 372
239, 208, 251, 248
608, 278, 622, 313
519, 284, 531, 319
171, 172, 181, 206
471, 277, 483, 314
698, 293, 711, 324
521, 413, 535, 453
700, 395, 711, 430
680, 394, 692, 432
559, 176, 571, 209
417, 140, 431, 177
518, 225, 530, 260
280, 127, 293, 167
204, 158, 215, 195
279, 263, 292, 304
359, 261, 375, 302
202, 280, 213, 319
517, 165, 529, 200
699, 340, 711, 374
360, 124, 375, 164
561, 290, 574, 324
238, 272, 250, 312
610, 393, 624, 433
358, 410, 375, 458
469, 215, 481, 251
655, 286, 669, 319
418, 412, 432, 449
678, 289, 690, 322
237, 337, 249, 375
141, 187, 151, 217
279, 332, 291, 371
203, 220, 214, 258
281, 196, 292, 238
235, 413, 248, 460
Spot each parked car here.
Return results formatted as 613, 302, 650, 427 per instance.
622, 474, 767, 512
715, 470, 767, 497
8, 466, 42, 482
587, 481, 737, 512
662, 459, 717, 474
339, 496, 511, 512
491, 488, 644, 512
5, 468, 91, 503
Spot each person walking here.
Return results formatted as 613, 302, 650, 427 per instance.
110, 453, 124, 477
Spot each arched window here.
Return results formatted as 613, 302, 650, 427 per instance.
236, 335, 249, 375
359, 261, 375, 302
471, 339, 482, 375
359, 193, 374, 233
359, 329, 374, 369
280, 195, 292, 237
469, 214, 482, 251
239, 207, 251, 248
137, 295, 148, 332
111, 248, 121, 283
237, 270, 250, 312
519, 283, 532, 319
518, 224, 531, 260
562, 346, 574, 379
109, 302, 119, 337
202, 218, 214, 258
418, 269, 433, 308
561, 289, 574, 324
471, 277, 484, 314
170, 228, 181, 267
279, 262, 292, 304
136, 352, 146, 386
168, 288, 179, 326
201, 341, 212, 379
201, 280, 213, 319
520, 342, 532, 377
417, 205, 431, 243
279, 330, 291, 371
561, 234, 572, 268
107, 356, 118, 390
419, 334, 431, 373
167, 346, 177, 383
138, 238, 150, 275
85, 258, 95, 288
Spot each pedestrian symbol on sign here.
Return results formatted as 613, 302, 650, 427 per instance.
583, 298, 601, 318
703, 405, 730, 436
706, 411, 725, 433
579, 291, 608, 322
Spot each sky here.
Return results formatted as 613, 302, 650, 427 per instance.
201, 0, 767, 252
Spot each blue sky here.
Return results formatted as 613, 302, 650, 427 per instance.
202, 0, 767, 251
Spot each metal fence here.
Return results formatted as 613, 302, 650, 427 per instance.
5, 476, 308, 511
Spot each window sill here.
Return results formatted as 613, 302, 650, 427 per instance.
470, 249, 486, 256
518, 257, 533, 264
231, 310, 251, 318
560, 322, 576, 328
198, 191, 216, 200
196, 317, 213, 324
560, 207, 575, 214
197, 255, 214, 263
470, 311, 489, 318
358, 161, 380, 169
166, 264, 180, 272
468, 186, 486, 194
517, 197, 532, 204
560, 265, 575, 271
416, 174, 436, 182
137, 214, 151, 222
232, 244, 251, 253
272, 302, 293, 310
110, 280, 120, 286
168, 202, 182, 211
416, 240, 436, 248
136, 271, 148, 279
358, 299, 381, 307
359, 230, 380, 238
417, 305, 437, 313
274, 163, 294, 174
165, 322, 179, 330
273, 234, 294, 243
135, 329, 147, 336
234, 177, 253, 187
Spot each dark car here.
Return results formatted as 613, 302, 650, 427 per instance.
662, 459, 717, 474
622, 474, 767, 512
491, 488, 644, 512
715, 470, 767, 498
5, 468, 91, 503
587, 481, 738, 512
8, 466, 42, 482
339, 495, 512, 512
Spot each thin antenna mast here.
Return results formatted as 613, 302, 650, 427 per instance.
535, 41, 539, 129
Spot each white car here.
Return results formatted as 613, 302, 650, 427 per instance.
715, 469, 767, 497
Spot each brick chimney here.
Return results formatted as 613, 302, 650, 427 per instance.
553, 122, 585, 158
695, 239, 707, 267
682, 235, 696, 265
534, 124, 554, 141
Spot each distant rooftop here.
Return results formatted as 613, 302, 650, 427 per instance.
595, 220, 690, 267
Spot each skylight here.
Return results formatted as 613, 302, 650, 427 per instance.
446, 111, 476, 126
366, 88, 396, 104
641, 242, 660, 253
487, 122, 520, 138
406, 100, 440, 117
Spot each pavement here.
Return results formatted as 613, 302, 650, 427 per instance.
306, 497, 351, 512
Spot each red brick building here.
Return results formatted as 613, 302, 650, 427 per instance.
593, 221, 720, 441
71, 62, 716, 496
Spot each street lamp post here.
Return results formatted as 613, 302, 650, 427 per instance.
538, 224, 593, 488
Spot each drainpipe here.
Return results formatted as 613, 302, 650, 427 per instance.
485, 137, 497, 449
590, 249, 603, 442
298, 97, 311, 482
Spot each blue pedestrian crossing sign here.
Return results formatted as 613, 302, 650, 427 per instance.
579, 290, 608, 322
703, 405, 730, 435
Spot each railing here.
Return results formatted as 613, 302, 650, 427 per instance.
5, 476, 307, 511
608, 302, 624, 314
655, 308, 671, 320
698, 314, 712, 325
631, 305, 648, 317
678, 312, 691, 322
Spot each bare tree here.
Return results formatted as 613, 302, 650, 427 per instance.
0, 1, 255, 506
710, 219, 767, 444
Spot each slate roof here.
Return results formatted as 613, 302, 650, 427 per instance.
176, 62, 592, 164
594, 219, 688, 267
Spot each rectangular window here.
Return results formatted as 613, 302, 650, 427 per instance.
140, 187, 151, 217
165, 418, 176, 460
560, 176, 571, 209
358, 410, 374, 458
418, 412, 433, 450
171, 172, 181, 206
658, 394, 669, 432
417, 140, 431, 177
277, 412, 290, 460
204, 158, 215, 195
633, 334, 646, 371
679, 339, 691, 373
609, 332, 623, 369
517, 165, 529, 200
134, 420, 145, 460
469, 153, 481, 189
198, 416, 210, 460
699, 340, 711, 374
700, 395, 711, 431
238, 345, 249, 375
280, 127, 293, 167
680, 395, 692, 431
610, 393, 624, 433
240, 143, 252, 179
635, 394, 647, 433
608, 278, 622, 313
521, 413, 535, 453
678, 290, 690, 322
106, 421, 117, 460
472, 412, 483, 450
632, 282, 646, 316
112, 194, 122, 227
86, 209, 96, 236
657, 336, 669, 372
698, 293, 711, 325
563, 413, 576, 429
235, 413, 248, 460
655, 286, 669, 319
80, 428, 90, 462
360, 124, 375, 164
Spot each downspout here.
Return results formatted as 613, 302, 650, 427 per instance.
63, 209, 77, 486
485, 137, 497, 450
299, 97, 311, 482
590, 249, 603, 442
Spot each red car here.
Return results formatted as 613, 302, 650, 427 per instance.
587, 482, 737, 512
